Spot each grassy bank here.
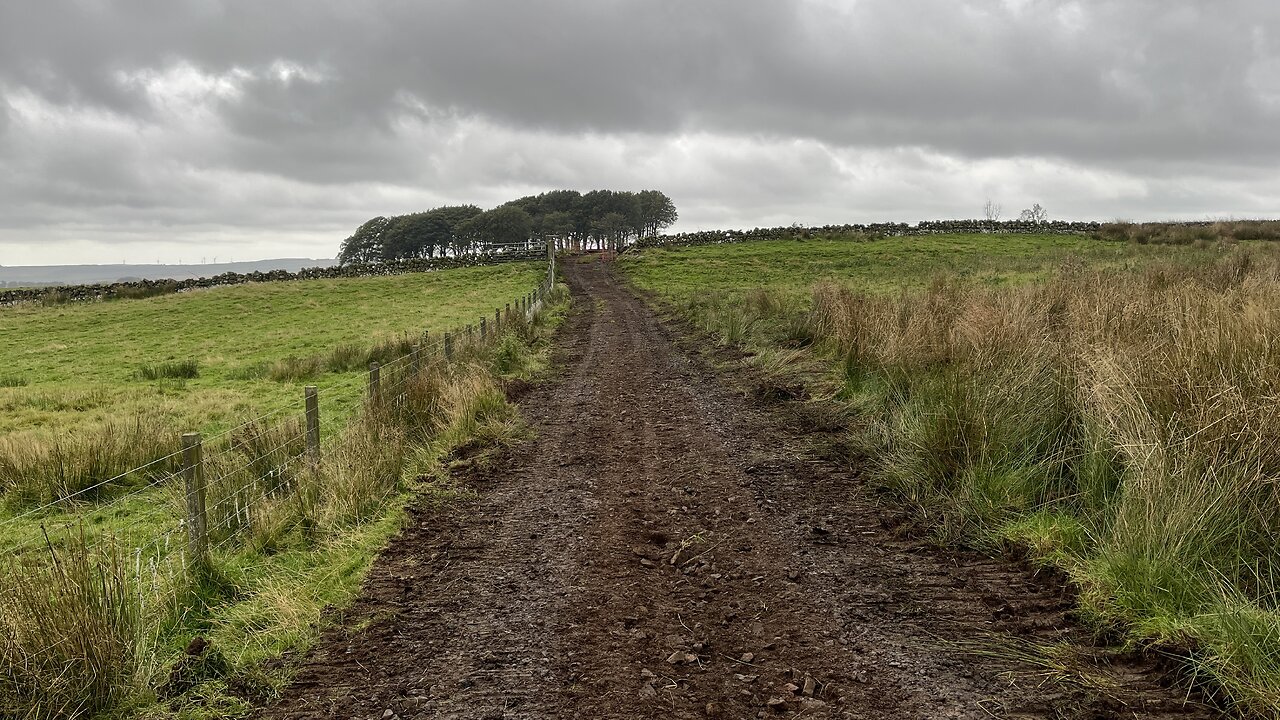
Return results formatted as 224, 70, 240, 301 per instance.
0, 281, 569, 719
621, 233, 1280, 716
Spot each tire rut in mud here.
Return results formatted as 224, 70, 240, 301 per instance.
262, 259, 1217, 720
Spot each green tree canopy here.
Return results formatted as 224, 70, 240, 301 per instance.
337, 191, 676, 265
337, 216, 392, 265
381, 212, 452, 260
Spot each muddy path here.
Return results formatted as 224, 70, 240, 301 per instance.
263, 260, 1216, 720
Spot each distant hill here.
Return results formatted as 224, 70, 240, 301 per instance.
0, 258, 336, 287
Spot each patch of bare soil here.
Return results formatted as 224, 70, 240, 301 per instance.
262, 260, 1217, 720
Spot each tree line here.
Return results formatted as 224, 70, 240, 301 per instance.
338, 189, 678, 265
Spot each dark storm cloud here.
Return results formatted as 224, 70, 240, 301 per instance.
0, 0, 1278, 263
6, 1, 1279, 163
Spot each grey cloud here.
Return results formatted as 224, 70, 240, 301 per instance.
1, 0, 1278, 264
6, 1, 1278, 166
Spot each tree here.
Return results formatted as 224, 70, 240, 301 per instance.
575, 190, 612, 248
983, 199, 1002, 224
381, 212, 453, 260
1019, 203, 1048, 224
537, 210, 575, 252
593, 212, 630, 251
338, 189, 676, 262
337, 216, 392, 265
636, 190, 678, 238
426, 205, 483, 256
429, 204, 484, 232
538, 189, 582, 215
462, 206, 534, 250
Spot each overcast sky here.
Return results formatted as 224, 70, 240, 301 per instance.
2, 1, 1277, 265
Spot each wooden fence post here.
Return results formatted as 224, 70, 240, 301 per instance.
182, 432, 208, 564
480, 317, 487, 339
495, 308, 502, 332
368, 362, 381, 404
444, 332, 454, 360
411, 343, 421, 373
547, 238, 555, 281
304, 386, 320, 464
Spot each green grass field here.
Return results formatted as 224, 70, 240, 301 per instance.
0, 260, 546, 562
621, 232, 1224, 301
0, 263, 544, 445
621, 232, 1280, 715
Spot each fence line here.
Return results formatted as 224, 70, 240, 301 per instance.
1, 241, 558, 575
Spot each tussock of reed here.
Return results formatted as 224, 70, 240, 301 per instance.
304, 414, 408, 530
251, 335, 420, 382
0, 415, 183, 508
683, 288, 813, 348
204, 418, 308, 547
0, 533, 142, 720
133, 359, 200, 381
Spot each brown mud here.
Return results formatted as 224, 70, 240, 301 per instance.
262, 260, 1217, 719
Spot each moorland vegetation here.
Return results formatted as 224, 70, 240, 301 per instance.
622, 224, 1280, 715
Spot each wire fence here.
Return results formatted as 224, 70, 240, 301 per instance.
0, 242, 557, 589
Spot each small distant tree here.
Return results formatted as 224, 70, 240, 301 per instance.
984, 199, 1002, 224
1019, 203, 1048, 224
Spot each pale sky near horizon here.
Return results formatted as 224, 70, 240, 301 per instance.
2, 1, 1278, 266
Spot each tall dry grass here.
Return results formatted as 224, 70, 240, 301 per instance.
0, 533, 142, 720
797, 248, 1280, 712
1094, 219, 1280, 245
0, 416, 183, 508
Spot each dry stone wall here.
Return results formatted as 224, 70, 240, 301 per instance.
634, 220, 1107, 249
0, 248, 545, 307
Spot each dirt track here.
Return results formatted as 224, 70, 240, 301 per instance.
264, 260, 1216, 719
